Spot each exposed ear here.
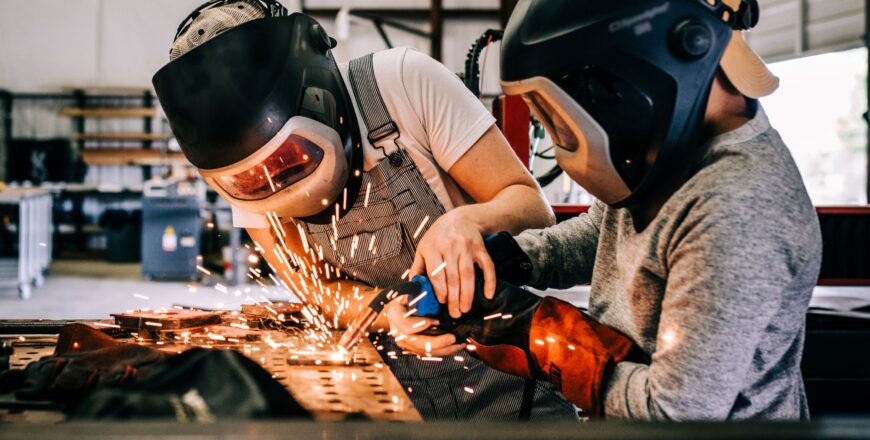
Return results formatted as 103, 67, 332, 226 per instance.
705, 68, 752, 134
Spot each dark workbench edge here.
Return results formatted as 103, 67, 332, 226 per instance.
2, 418, 870, 439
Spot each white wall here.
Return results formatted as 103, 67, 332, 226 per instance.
0, 0, 503, 198
0, 0, 206, 91
0, 0, 501, 92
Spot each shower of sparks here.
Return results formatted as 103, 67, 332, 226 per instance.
463, 386, 474, 394
350, 234, 360, 259
430, 261, 447, 277
407, 292, 427, 307
483, 313, 502, 321
133, 293, 149, 300
363, 182, 372, 207
263, 165, 276, 193
155, 188, 460, 382
412, 215, 430, 240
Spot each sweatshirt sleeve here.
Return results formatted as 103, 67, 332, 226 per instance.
602, 193, 807, 420
513, 201, 605, 290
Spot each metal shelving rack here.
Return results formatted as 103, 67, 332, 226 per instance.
0, 188, 52, 299
61, 86, 183, 178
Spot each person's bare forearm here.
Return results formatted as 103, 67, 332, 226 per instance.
451, 184, 555, 236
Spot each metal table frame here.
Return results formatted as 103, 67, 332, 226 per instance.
0, 188, 52, 299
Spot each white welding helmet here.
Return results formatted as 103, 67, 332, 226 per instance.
198, 116, 348, 217
153, 3, 363, 221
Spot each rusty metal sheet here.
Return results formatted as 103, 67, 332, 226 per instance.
4, 336, 56, 370
112, 310, 223, 331
136, 330, 419, 421
274, 332, 419, 421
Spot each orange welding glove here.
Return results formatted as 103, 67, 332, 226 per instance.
436, 278, 637, 416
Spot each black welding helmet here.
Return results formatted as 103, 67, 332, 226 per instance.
153, 3, 362, 220
501, 0, 761, 207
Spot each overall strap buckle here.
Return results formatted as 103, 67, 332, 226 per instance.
349, 53, 402, 159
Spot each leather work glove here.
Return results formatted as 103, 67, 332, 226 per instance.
384, 276, 635, 416
2, 324, 167, 403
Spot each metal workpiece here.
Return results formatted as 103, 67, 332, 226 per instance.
1, 324, 419, 422
276, 332, 419, 421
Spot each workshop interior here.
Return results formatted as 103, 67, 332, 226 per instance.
1, 0, 870, 438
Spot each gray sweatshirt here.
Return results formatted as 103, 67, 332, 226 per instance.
515, 108, 821, 421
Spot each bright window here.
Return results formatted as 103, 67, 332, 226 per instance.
762, 48, 868, 205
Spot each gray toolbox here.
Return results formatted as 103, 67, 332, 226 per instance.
141, 196, 201, 281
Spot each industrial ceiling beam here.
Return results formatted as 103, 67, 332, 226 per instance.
430, 0, 443, 61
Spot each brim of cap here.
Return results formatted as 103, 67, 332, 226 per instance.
720, 31, 780, 99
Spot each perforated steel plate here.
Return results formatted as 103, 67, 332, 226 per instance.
2, 328, 420, 422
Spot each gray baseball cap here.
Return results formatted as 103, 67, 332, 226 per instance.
170, 0, 266, 61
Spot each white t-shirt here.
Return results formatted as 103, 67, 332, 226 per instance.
232, 47, 497, 229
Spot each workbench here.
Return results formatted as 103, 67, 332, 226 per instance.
2, 418, 870, 439
0, 322, 419, 422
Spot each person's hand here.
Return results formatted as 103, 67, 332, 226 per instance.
384, 295, 466, 357
409, 210, 496, 319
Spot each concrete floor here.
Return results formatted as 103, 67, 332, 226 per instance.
0, 260, 262, 319
2, 259, 868, 321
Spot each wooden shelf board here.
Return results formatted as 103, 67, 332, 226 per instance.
61, 107, 157, 118
71, 132, 171, 142
61, 85, 152, 94
81, 149, 188, 166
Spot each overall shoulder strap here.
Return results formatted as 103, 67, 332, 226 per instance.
348, 53, 400, 156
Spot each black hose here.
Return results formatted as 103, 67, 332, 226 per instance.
536, 165, 564, 188
461, 29, 504, 97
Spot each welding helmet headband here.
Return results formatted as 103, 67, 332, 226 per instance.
501, 0, 746, 207
153, 13, 362, 220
